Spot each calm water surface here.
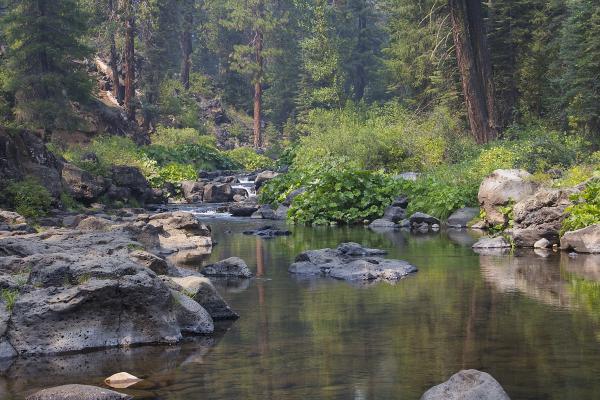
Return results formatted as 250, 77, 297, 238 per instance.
4, 217, 600, 399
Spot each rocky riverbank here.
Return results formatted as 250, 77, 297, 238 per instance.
0, 209, 238, 360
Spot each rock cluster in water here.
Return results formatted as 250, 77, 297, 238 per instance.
0, 210, 237, 359
289, 242, 417, 282
242, 225, 291, 238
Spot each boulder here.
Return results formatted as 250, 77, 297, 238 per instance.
409, 212, 440, 225
202, 257, 253, 278
274, 205, 289, 220
254, 171, 279, 190
472, 236, 511, 249
0, 211, 26, 225
391, 196, 409, 208
534, 238, 551, 249
509, 188, 575, 247
447, 207, 479, 228
148, 212, 212, 257
479, 169, 538, 226
165, 275, 238, 320
129, 250, 170, 275
420, 369, 510, 400
242, 226, 292, 238
229, 200, 259, 217
170, 290, 214, 334
61, 163, 107, 203
110, 166, 151, 201
289, 243, 416, 282
561, 224, 600, 253
383, 206, 406, 223
251, 205, 277, 220
180, 181, 205, 203
203, 183, 233, 203
26, 384, 132, 400
76, 216, 114, 232
369, 219, 398, 229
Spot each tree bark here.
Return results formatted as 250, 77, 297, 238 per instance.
449, 0, 497, 144
108, 0, 122, 102
180, 11, 193, 90
252, 3, 264, 149
123, 0, 135, 121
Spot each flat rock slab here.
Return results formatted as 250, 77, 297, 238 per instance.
243, 226, 292, 238
289, 242, 416, 282
420, 369, 510, 400
27, 384, 131, 400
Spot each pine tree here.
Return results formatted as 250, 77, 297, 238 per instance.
2, 0, 91, 134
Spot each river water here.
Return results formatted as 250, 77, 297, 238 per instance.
5, 216, 600, 399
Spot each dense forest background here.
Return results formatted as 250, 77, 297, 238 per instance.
1, 0, 599, 147
0, 0, 600, 225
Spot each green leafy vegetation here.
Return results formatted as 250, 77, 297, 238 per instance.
226, 147, 274, 171
1, 179, 53, 218
1, 288, 19, 312
287, 170, 401, 225
562, 180, 600, 235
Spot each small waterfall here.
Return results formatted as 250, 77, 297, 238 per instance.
232, 176, 257, 198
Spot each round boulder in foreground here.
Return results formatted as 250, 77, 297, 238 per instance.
27, 384, 131, 400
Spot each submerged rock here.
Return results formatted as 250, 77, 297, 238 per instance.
242, 225, 291, 238
420, 369, 510, 400
202, 257, 253, 278
561, 224, 600, 253
26, 384, 131, 400
289, 242, 416, 282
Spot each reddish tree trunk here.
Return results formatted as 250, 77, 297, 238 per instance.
123, 0, 135, 121
449, 0, 498, 144
252, 10, 264, 149
108, 0, 122, 102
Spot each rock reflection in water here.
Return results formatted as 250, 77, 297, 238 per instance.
1, 336, 221, 400
480, 250, 600, 312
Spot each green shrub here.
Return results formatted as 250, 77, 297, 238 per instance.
226, 147, 274, 171
60, 192, 82, 212
142, 143, 239, 172
151, 126, 215, 148
158, 79, 201, 129
259, 171, 306, 206
157, 163, 197, 183
2, 178, 53, 218
288, 169, 401, 225
562, 180, 600, 235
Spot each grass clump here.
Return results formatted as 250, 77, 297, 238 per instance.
1, 178, 53, 218
1, 288, 19, 312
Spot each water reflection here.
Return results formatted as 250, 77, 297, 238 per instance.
5, 219, 600, 400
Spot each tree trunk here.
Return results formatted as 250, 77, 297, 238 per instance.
449, 0, 497, 144
180, 6, 193, 90
108, 0, 122, 102
252, 5, 264, 149
123, 0, 135, 121
354, 1, 367, 100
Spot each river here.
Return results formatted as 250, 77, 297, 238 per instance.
4, 216, 600, 399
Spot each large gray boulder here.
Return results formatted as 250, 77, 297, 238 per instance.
509, 188, 575, 247
0, 211, 26, 226
420, 369, 510, 400
561, 224, 600, 253
110, 165, 152, 202
383, 206, 406, 223
202, 257, 252, 278
203, 183, 233, 203
27, 384, 131, 400
289, 243, 416, 282
229, 200, 259, 217
0, 215, 217, 357
251, 204, 277, 220
447, 207, 479, 228
164, 275, 239, 320
61, 163, 107, 203
479, 169, 538, 227
180, 180, 205, 203
147, 212, 212, 259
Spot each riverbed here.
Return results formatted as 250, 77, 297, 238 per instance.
4, 216, 600, 399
